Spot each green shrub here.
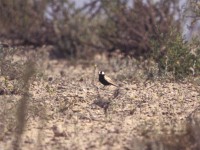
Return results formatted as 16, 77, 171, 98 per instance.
151, 28, 200, 79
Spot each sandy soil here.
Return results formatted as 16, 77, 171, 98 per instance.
0, 47, 200, 150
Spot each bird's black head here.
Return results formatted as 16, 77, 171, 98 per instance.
99, 71, 105, 76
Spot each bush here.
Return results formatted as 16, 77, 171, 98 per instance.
151, 28, 200, 79
95, 0, 200, 79
0, 0, 49, 45
98, 0, 181, 58
0, 0, 100, 59
48, 1, 100, 59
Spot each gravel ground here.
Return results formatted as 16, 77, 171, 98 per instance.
0, 48, 200, 150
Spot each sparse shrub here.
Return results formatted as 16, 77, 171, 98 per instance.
151, 28, 200, 79
0, 0, 100, 59
0, 46, 47, 148
49, 1, 99, 59
0, 0, 49, 45
184, 0, 200, 28
0, 46, 25, 94
98, 0, 181, 58
95, 0, 200, 79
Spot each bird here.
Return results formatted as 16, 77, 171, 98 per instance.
99, 71, 118, 87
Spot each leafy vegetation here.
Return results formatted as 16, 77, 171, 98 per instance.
151, 28, 200, 79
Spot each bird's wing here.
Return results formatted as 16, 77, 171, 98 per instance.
105, 75, 118, 86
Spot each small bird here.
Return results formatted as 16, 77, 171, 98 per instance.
99, 71, 118, 87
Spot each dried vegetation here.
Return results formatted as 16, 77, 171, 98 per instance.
0, 0, 200, 149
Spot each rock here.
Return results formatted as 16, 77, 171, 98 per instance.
52, 124, 66, 137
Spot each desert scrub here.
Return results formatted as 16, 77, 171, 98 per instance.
151, 28, 200, 79
0, 46, 25, 94
0, 45, 39, 148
